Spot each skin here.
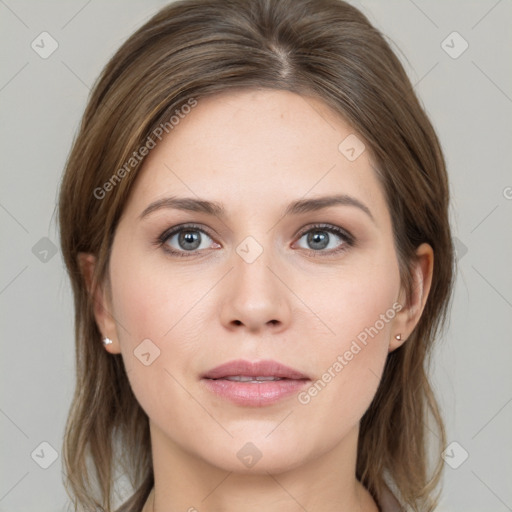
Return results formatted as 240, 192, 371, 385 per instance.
80, 89, 433, 512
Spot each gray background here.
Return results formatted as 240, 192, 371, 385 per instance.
1, 0, 511, 511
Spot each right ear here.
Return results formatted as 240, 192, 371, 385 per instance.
77, 253, 121, 354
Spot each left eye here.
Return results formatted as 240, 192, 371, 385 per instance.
295, 226, 351, 252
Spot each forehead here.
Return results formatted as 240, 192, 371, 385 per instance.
122, 88, 389, 223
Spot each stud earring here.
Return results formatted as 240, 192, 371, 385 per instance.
395, 334, 401, 341
103, 337, 113, 345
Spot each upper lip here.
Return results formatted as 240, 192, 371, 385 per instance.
202, 359, 310, 380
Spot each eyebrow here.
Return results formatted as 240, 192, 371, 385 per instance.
139, 194, 375, 223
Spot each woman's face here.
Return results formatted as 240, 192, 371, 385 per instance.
99, 89, 412, 474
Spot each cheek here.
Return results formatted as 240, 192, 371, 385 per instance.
315, 251, 400, 344
109, 248, 208, 345
107, 249, 211, 418
299, 256, 400, 423
296, 310, 393, 450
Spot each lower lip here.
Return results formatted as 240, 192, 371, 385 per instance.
202, 378, 310, 407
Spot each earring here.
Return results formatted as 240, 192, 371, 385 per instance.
103, 337, 113, 345
395, 334, 401, 341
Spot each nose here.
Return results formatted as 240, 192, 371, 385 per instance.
219, 244, 292, 334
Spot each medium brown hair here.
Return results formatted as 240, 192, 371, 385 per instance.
58, 0, 454, 510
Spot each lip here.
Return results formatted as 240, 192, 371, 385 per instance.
201, 359, 311, 407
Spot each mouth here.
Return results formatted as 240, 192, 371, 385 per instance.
201, 359, 311, 407
220, 375, 286, 382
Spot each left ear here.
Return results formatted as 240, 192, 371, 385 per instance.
389, 243, 434, 352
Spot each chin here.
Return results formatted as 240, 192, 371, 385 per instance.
192, 433, 312, 475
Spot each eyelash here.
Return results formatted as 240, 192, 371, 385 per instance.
155, 223, 355, 258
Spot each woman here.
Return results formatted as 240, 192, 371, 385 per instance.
58, 0, 454, 511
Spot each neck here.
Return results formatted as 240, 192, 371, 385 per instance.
144, 421, 379, 512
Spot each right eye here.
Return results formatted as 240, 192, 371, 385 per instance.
157, 224, 220, 257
